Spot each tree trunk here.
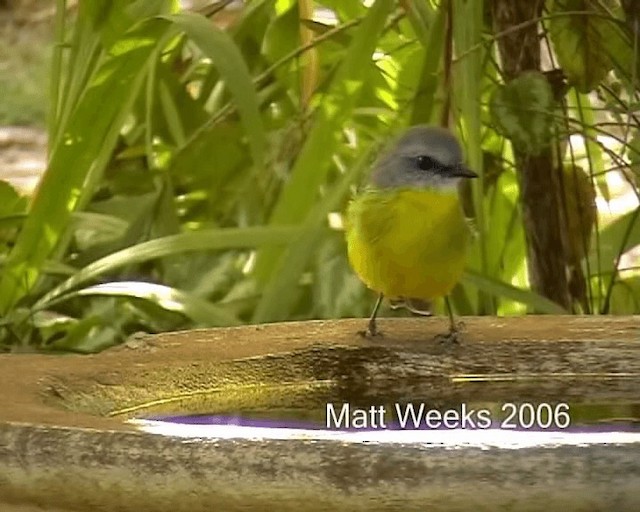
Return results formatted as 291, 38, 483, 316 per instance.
491, 0, 572, 309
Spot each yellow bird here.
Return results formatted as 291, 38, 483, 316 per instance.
345, 125, 477, 340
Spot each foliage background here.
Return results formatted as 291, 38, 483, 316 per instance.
0, 0, 638, 352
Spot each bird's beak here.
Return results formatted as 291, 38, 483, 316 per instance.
450, 165, 478, 179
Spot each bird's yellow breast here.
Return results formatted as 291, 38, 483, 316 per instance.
346, 188, 468, 300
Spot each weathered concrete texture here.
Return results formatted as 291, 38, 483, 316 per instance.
1, 421, 640, 512
0, 317, 639, 511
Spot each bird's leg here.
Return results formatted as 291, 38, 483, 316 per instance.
435, 296, 462, 344
359, 293, 384, 338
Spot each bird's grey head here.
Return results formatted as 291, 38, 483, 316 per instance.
371, 125, 477, 189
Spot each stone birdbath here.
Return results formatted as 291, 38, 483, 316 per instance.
1, 316, 639, 511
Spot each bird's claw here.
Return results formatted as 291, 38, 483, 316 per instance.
435, 330, 460, 345
358, 328, 384, 339
435, 322, 465, 345
358, 321, 383, 338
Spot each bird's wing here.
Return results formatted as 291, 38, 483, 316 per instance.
346, 190, 396, 245
464, 216, 479, 240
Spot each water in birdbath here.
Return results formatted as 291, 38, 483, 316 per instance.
128, 383, 640, 447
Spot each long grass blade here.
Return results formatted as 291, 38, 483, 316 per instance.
463, 269, 568, 314
253, 0, 394, 283
0, 19, 170, 314
35, 226, 300, 309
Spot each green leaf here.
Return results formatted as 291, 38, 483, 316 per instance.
35, 226, 300, 309
406, 3, 445, 125
0, 180, 27, 218
90, 0, 173, 49
490, 71, 554, 155
0, 18, 169, 314
262, 3, 300, 66
547, 0, 620, 92
46, 315, 106, 352
253, 0, 394, 283
485, 171, 526, 283
166, 11, 266, 167
402, 0, 435, 45
318, 0, 366, 21
453, 0, 489, 313
71, 212, 130, 252
609, 276, 640, 314
588, 209, 640, 273
49, 281, 242, 326
252, 137, 376, 322
0, 181, 28, 239
463, 269, 568, 314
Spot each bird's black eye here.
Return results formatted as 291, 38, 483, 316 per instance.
416, 155, 440, 171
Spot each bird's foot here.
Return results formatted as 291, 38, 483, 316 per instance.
358, 329, 383, 338
434, 322, 465, 345
358, 327, 384, 338
435, 330, 460, 345
358, 320, 383, 339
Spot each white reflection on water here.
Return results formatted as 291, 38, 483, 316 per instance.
131, 419, 640, 449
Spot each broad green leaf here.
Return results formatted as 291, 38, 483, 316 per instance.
0, 214, 26, 237
49, 281, 242, 326
588, 209, 640, 273
74, 192, 160, 266
72, 212, 130, 251
90, 0, 173, 49
547, 0, 620, 92
46, 315, 105, 352
42, 298, 131, 352
318, 0, 366, 21
609, 276, 640, 315
490, 71, 554, 155
262, 3, 300, 66
0, 180, 27, 221
463, 270, 568, 314
35, 226, 300, 309
170, 122, 245, 200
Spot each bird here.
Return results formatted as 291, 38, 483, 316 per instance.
345, 125, 477, 340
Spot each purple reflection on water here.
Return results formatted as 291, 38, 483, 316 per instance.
148, 414, 323, 430
144, 414, 640, 434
